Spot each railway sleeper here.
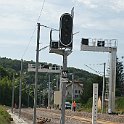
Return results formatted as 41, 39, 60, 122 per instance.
37, 117, 51, 124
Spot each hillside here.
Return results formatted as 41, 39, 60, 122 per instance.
0, 57, 97, 83
0, 57, 100, 107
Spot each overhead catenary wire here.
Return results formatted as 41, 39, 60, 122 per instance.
37, 0, 46, 23
84, 64, 103, 76
21, 27, 37, 59
88, 63, 106, 66
21, 0, 46, 59
40, 24, 59, 31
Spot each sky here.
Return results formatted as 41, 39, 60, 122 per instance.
0, 0, 124, 75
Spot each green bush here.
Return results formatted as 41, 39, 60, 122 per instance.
78, 97, 92, 112
79, 97, 124, 113
116, 97, 124, 113
0, 105, 11, 124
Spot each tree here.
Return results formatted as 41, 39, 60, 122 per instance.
0, 66, 9, 78
92, 75, 103, 96
80, 74, 103, 105
0, 57, 99, 107
80, 81, 93, 104
116, 58, 124, 96
0, 77, 12, 106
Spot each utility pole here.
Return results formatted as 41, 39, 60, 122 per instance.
48, 74, 51, 108
102, 63, 106, 113
56, 75, 59, 91
39, 89, 42, 108
11, 74, 15, 113
28, 84, 30, 108
18, 59, 23, 118
60, 51, 68, 124
71, 74, 74, 111
33, 23, 40, 124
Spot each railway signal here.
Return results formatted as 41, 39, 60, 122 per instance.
59, 13, 73, 48
49, 10, 74, 124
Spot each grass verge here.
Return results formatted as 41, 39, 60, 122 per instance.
78, 97, 124, 114
0, 105, 11, 124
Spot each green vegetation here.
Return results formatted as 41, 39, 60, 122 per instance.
78, 97, 124, 113
0, 105, 11, 124
116, 97, 124, 113
116, 58, 124, 96
0, 57, 98, 107
78, 97, 92, 112
0, 56, 124, 111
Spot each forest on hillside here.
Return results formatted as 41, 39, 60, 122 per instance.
0, 57, 123, 108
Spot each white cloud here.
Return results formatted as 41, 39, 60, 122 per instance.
76, 0, 124, 12
76, 0, 97, 8
73, 0, 124, 31
0, 0, 123, 69
79, 18, 124, 30
0, 15, 31, 30
110, 0, 124, 12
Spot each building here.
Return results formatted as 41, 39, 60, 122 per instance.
66, 81, 83, 99
54, 81, 83, 109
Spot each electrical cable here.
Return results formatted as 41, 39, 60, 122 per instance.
37, 0, 46, 23
84, 64, 102, 76
89, 63, 104, 66
21, 27, 36, 59
21, 0, 46, 59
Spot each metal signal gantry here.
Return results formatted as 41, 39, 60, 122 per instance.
81, 38, 117, 114
28, 64, 61, 74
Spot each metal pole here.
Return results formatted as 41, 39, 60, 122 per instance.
39, 84, 42, 108
42, 91, 44, 106
56, 75, 59, 91
60, 52, 67, 124
108, 48, 117, 113
48, 74, 51, 108
28, 84, 30, 108
33, 23, 40, 124
71, 74, 74, 111
59, 74, 62, 91
19, 59, 23, 118
11, 74, 15, 113
102, 63, 106, 113
39, 91, 42, 108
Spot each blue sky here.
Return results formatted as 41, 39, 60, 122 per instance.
0, 0, 124, 75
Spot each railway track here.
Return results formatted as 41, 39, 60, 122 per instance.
14, 108, 124, 124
